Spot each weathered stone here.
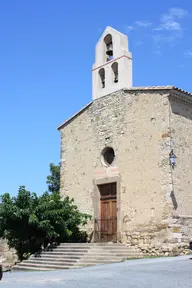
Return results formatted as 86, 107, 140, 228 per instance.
58, 27, 192, 258
0, 239, 18, 269
172, 226, 181, 233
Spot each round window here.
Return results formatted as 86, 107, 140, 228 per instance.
101, 147, 115, 166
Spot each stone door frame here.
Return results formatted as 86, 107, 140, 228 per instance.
92, 175, 121, 242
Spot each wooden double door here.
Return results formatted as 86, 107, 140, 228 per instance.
98, 182, 117, 242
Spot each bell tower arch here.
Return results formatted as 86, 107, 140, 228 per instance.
92, 26, 132, 100
104, 33, 113, 62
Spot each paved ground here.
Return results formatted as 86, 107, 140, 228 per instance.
1, 256, 192, 288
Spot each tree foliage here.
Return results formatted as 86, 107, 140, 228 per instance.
0, 164, 91, 260
46, 163, 60, 194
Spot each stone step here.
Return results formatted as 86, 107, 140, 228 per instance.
59, 243, 126, 246
42, 246, 137, 250
30, 256, 123, 263
51, 246, 90, 250
58, 245, 129, 249
51, 245, 135, 250
13, 266, 55, 271
73, 261, 122, 267
106, 248, 140, 251
36, 253, 140, 260
41, 248, 139, 254
22, 258, 123, 266
40, 251, 86, 255
14, 263, 101, 271
53, 248, 140, 254
55, 245, 133, 249
38, 248, 140, 254
39, 253, 85, 258
30, 253, 135, 260
26, 258, 78, 263
22, 259, 75, 266
108, 251, 141, 255
101, 247, 140, 251
41, 248, 89, 253
14, 262, 70, 270
78, 258, 122, 263
12, 243, 143, 271
30, 255, 81, 260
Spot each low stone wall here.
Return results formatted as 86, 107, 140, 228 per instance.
0, 239, 18, 269
172, 215, 192, 239
138, 243, 190, 257
121, 219, 191, 257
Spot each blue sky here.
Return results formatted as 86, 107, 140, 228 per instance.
0, 0, 191, 196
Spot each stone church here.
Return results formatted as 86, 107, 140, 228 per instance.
57, 27, 192, 253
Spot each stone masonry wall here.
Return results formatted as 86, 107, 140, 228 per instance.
59, 89, 192, 255
0, 239, 18, 269
121, 94, 192, 256
169, 97, 192, 217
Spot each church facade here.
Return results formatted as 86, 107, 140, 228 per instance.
58, 27, 192, 254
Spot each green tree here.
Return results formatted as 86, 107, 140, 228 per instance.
46, 163, 60, 194
0, 165, 91, 260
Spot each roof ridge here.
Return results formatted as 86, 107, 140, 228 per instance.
123, 86, 192, 96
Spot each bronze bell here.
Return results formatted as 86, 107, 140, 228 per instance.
114, 72, 118, 83
106, 42, 113, 56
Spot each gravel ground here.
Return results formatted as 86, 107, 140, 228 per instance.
1, 255, 192, 288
